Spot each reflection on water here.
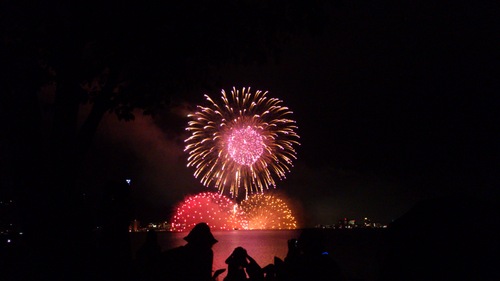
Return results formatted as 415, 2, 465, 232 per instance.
131, 229, 302, 279
131, 228, 388, 281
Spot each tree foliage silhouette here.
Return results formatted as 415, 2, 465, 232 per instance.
1, 1, 327, 280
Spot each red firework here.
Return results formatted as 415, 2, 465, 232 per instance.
170, 192, 248, 232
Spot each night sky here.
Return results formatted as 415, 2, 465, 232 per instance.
2, 0, 499, 228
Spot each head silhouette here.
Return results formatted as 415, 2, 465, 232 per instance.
228, 246, 248, 266
183, 222, 218, 247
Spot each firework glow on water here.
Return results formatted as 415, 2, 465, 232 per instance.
184, 87, 300, 198
170, 192, 248, 232
239, 193, 297, 230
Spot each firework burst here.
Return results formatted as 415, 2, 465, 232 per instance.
170, 192, 248, 232
239, 193, 297, 230
185, 87, 300, 197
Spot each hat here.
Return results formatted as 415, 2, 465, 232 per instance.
184, 222, 218, 246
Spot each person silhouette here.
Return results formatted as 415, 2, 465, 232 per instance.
224, 246, 263, 281
281, 229, 343, 281
245, 251, 264, 281
157, 222, 223, 281
224, 247, 249, 281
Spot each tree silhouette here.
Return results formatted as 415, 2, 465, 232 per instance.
1, 1, 327, 280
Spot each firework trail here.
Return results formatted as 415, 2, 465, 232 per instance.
170, 192, 248, 232
239, 193, 297, 230
185, 87, 300, 198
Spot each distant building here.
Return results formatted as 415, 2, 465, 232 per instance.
315, 216, 388, 229
129, 219, 140, 232
363, 217, 371, 228
337, 217, 349, 229
348, 219, 356, 228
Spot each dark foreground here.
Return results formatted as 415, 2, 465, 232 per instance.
2, 196, 499, 281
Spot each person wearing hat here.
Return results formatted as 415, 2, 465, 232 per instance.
156, 222, 223, 281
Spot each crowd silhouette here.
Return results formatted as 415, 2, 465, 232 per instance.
131, 222, 345, 281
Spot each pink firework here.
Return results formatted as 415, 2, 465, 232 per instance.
185, 87, 300, 198
170, 192, 248, 232
227, 126, 264, 166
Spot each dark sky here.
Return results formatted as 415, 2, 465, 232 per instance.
3, 1, 499, 227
